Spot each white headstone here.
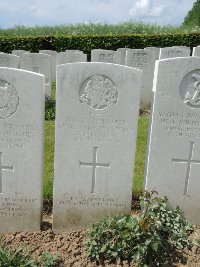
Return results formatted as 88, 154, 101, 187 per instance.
66, 49, 83, 53
145, 57, 200, 224
0, 53, 19, 68
57, 51, 87, 65
117, 48, 131, 65
159, 47, 190, 59
0, 67, 45, 232
125, 49, 156, 107
91, 49, 122, 64
145, 47, 160, 60
192, 47, 200, 56
21, 53, 52, 97
12, 50, 29, 57
39, 50, 57, 81
53, 62, 142, 232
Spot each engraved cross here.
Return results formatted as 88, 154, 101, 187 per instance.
0, 152, 14, 194
79, 147, 110, 195
172, 142, 200, 196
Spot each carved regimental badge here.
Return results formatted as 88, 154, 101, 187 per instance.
0, 80, 19, 119
79, 75, 118, 114
180, 70, 200, 109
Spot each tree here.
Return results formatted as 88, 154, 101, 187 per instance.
183, 0, 200, 27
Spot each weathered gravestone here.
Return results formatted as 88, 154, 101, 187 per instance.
125, 49, 156, 107
159, 46, 190, 59
39, 50, 57, 81
57, 51, 87, 65
91, 49, 122, 64
0, 67, 45, 232
0, 53, 19, 68
144, 57, 200, 224
21, 53, 52, 97
53, 63, 142, 232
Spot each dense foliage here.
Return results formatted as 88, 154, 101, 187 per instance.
1, 33, 200, 56
0, 22, 199, 37
183, 0, 200, 28
86, 191, 193, 266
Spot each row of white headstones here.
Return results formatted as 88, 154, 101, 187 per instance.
0, 49, 200, 233
1, 45, 199, 107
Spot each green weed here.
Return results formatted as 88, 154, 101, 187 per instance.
86, 190, 193, 266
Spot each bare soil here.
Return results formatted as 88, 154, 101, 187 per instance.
1, 196, 200, 267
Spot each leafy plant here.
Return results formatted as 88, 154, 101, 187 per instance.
45, 96, 55, 121
0, 246, 62, 267
38, 252, 62, 267
0, 247, 37, 267
86, 190, 193, 266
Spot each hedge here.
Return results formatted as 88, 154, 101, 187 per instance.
1, 33, 200, 56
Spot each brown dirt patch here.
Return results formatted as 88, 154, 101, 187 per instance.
1, 195, 200, 267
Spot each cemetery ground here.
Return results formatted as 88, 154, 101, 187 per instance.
1, 117, 200, 266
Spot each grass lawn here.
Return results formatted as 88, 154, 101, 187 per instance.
43, 117, 149, 199
44, 121, 55, 199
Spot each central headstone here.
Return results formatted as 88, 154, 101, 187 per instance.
53, 63, 142, 232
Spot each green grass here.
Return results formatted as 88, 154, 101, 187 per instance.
133, 117, 149, 193
43, 117, 149, 199
44, 121, 55, 199
51, 81, 56, 100
0, 22, 199, 36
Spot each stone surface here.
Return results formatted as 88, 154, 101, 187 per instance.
91, 49, 122, 64
39, 50, 57, 81
192, 47, 200, 56
0, 67, 45, 232
145, 47, 160, 60
12, 51, 30, 69
65, 49, 83, 53
125, 49, 156, 107
53, 62, 142, 232
21, 53, 52, 97
144, 57, 200, 224
57, 51, 87, 65
117, 48, 131, 65
12, 50, 29, 57
0, 53, 19, 68
159, 46, 190, 59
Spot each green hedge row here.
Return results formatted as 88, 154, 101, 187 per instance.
1, 33, 200, 55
